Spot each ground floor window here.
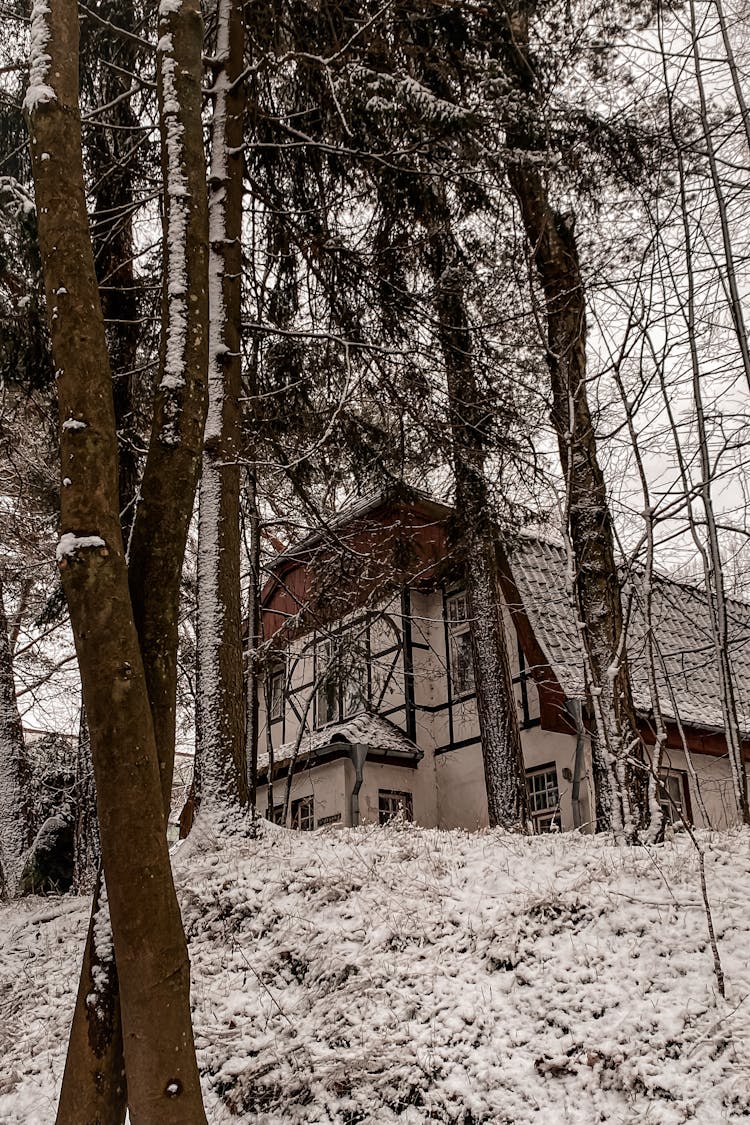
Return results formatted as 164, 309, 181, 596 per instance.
659, 769, 691, 825
526, 764, 561, 833
378, 789, 413, 824
271, 803, 285, 826
291, 795, 315, 831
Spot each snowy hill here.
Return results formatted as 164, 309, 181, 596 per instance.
2, 821, 750, 1123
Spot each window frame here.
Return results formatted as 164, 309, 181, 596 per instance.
526, 763, 561, 833
446, 590, 476, 699
291, 794, 315, 832
658, 769, 692, 826
314, 620, 370, 729
378, 789, 414, 825
268, 659, 286, 724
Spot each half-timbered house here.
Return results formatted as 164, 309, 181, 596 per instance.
257, 492, 750, 832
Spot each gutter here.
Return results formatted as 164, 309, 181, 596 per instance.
348, 743, 368, 826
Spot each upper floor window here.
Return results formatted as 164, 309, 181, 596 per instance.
268, 660, 285, 722
315, 625, 368, 727
447, 592, 475, 698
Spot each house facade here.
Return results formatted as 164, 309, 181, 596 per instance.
257, 494, 750, 833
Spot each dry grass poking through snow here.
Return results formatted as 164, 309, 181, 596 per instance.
2, 821, 750, 1123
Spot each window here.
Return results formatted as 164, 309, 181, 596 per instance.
268, 661, 285, 722
315, 638, 338, 726
271, 803, 285, 826
315, 625, 368, 727
291, 795, 315, 831
659, 770, 690, 825
447, 592, 475, 697
526, 765, 561, 833
378, 789, 413, 824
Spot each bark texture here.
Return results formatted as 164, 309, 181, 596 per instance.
56, 0, 210, 1117
195, 0, 248, 814
128, 0, 210, 810
503, 5, 645, 838
0, 571, 31, 896
427, 215, 528, 831
26, 2, 207, 1122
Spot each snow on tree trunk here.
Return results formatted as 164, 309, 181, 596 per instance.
194, 0, 247, 816
428, 216, 528, 831
0, 571, 31, 897
25, 2, 208, 1121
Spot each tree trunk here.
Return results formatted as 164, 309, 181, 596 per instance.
503, 7, 646, 839
72, 708, 100, 892
85, 0, 141, 549
26, 2, 208, 1122
245, 468, 262, 810
0, 570, 31, 897
194, 0, 248, 815
427, 214, 528, 831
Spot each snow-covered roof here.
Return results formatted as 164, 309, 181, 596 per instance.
508, 537, 750, 735
258, 712, 421, 773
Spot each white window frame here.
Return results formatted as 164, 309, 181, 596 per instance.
446, 591, 475, 698
526, 764, 561, 833
291, 794, 315, 832
314, 623, 369, 728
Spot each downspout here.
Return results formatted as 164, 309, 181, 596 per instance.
349, 743, 368, 826
565, 698, 586, 830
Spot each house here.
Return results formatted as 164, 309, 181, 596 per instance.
257, 492, 750, 833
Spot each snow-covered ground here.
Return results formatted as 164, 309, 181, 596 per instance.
2, 821, 750, 1123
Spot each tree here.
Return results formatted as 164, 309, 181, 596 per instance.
25, 0, 208, 1120
0, 569, 31, 895
194, 0, 248, 817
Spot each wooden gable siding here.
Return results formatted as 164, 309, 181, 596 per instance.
261, 499, 452, 641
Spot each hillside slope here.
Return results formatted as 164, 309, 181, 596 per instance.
1, 821, 750, 1123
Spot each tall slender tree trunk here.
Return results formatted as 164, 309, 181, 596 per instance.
426, 207, 528, 831
195, 0, 248, 815
245, 467, 262, 810
504, 6, 646, 839
0, 571, 31, 897
26, 2, 208, 1122
85, 0, 141, 547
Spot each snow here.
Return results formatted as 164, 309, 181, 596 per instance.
158, 9, 189, 396
23, 1, 56, 114
55, 534, 106, 563
61, 419, 86, 432
2, 822, 750, 1122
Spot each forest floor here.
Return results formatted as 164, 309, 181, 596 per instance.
1, 820, 750, 1123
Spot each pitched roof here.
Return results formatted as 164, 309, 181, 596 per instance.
509, 536, 750, 735
257, 712, 422, 774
